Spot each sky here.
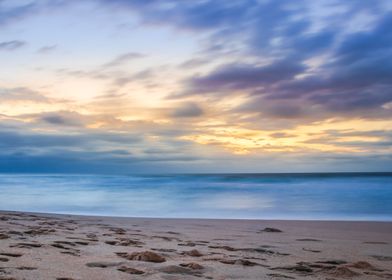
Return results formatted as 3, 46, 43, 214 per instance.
0, 0, 391, 174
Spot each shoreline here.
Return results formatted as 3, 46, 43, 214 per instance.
2, 210, 392, 223
0, 211, 391, 279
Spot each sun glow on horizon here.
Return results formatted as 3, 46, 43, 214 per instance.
0, 0, 391, 173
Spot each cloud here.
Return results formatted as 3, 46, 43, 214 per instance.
37, 44, 57, 54
0, 40, 26, 50
0, 87, 49, 102
0, 1, 36, 26
269, 132, 295, 138
100, 0, 387, 122
38, 111, 84, 127
179, 57, 210, 69
103, 52, 146, 68
170, 5, 392, 121
171, 102, 203, 118
1, 0, 392, 173
182, 59, 306, 95
100, 0, 255, 31
112, 69, 153, 87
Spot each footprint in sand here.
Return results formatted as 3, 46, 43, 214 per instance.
302, 248, 321, 253
296, 238, 322, 242
363, 241, 388, 244
10, 242, 43, 249
0, 253, 23, 258
16, 266, 38, 270
104, 238, 143, 247
0, 234, 9, 240
219, 259, 262, 267
159, 265, 202, 276
117, 266, 145, 275
267, 273, 295, 279
86, 261, 123, 268
0, 277, 18, 280
371, 255, 392, 261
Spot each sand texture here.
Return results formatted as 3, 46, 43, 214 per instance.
0, 211, 392, 279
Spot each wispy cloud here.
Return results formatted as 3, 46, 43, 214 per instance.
0, 40, 26, 50
37, 44, 57, 54
102, 52, 146, 68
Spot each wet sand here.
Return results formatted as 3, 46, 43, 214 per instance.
0, 211, 391, 279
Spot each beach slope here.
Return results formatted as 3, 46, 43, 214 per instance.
0, 211, 392, 279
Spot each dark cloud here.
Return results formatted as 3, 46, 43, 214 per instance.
168, 3, 392, 121
0, 119, 202, 174
171, 102, 203, 118
334, 12, 392, 65
38, 111, 84, 127
107, 0, 387, 121
0, 152, 196, 174
0, 130, 87, 149
0, 40, 26, 50
183, 59, 306, 95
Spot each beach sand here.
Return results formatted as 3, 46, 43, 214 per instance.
0, 211, 391, 279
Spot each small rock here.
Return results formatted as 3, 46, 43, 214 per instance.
219, 259, 236, 265
184, 249, 203, 257
116, 251, 166, 263
235, 259, 259, 266
328, 267, 360, 278
261, 227, 283, 233
109, 228, 126, 235
180, 262, 204, 270
348, 261, 376, 270
208, 245, 237, 251
178, 242, 196, 247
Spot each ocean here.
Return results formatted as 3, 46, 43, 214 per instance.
0, 173, 391, 221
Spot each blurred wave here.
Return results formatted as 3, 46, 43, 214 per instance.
0, 173, 391, 220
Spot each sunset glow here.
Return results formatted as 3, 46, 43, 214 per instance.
1, 0, 391, 173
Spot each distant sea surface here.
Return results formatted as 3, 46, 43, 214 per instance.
0, 173, 391, 221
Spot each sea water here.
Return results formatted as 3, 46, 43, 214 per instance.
0, 173, 391, 220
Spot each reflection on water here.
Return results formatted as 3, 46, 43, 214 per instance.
0, 173, 391, 220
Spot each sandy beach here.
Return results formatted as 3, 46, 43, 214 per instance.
0, 211, 391, 280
